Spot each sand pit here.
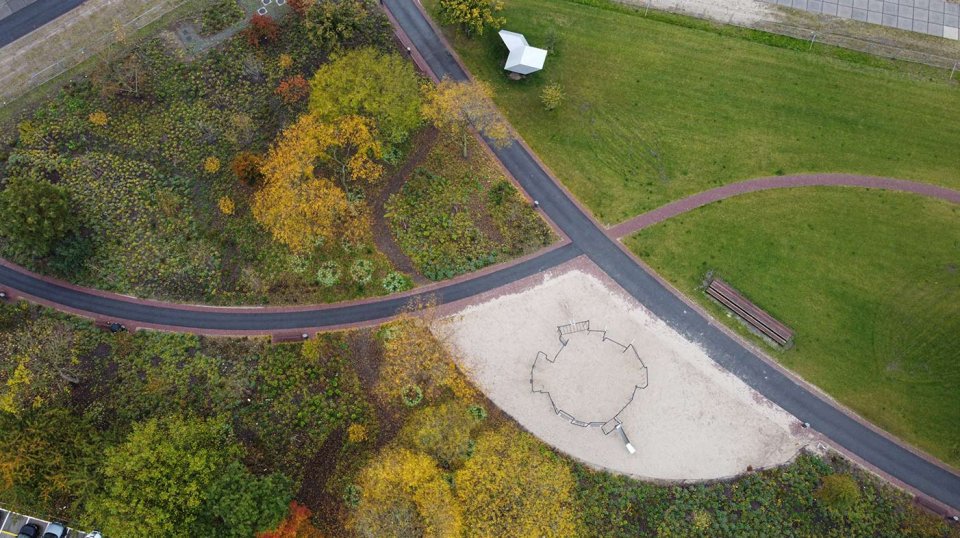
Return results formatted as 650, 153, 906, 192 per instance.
439, 267, 814, 481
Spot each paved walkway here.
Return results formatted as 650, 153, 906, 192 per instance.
766, 0, 960, 40
0, 0, 37, 20
0, 0, 958, 514
609, 173, 960, 238
0, 0, 85, 46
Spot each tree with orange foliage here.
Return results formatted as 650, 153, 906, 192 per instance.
253, 114, 350, 253
231, 152, 264, 186
422, 78, 510, 158
286, 0, 314, 16
258, 502, 323, 538
275, 75, 310, 105
244, 14, 279, 47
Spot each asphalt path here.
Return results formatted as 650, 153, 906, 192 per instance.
0, 0, 86, 48
0, 0, 957, 511
0, 244, 581, 330
385, 0, 960, 509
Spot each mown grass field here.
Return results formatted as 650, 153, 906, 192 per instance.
428, 0, 960, 223
626, 188, 960, 466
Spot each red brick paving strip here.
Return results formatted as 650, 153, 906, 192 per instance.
608, 174, 960, 238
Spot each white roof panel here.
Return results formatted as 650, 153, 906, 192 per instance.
498, 29, 528, 50
498, 29, 547, 74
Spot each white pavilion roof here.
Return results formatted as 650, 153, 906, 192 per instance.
498, 30, 547, 75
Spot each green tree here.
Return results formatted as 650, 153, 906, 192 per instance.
309, 47, 423, 144
398, 402, 477, 470
438, 0, 505, 36
0, 408, 101, 517
305, 0, 389, 53
89, 415, 290, 537
0, 175, 74, 257
815, 473, 861, 513
454, 426, 582, 537
207, 461, 292, 538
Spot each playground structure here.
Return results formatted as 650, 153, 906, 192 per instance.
531, 320, 649, 453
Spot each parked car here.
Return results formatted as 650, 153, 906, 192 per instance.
42, 522, 67, 538
16, 523, 40, 538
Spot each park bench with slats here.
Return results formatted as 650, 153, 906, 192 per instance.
271, 332, 311, 343
704, 276, 794, 347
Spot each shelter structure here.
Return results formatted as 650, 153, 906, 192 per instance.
498, 30, 547, 75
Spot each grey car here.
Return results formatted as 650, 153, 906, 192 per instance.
41, 522, 66, 538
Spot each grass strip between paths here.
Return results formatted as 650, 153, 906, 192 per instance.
428, 0, 960, 224
626, 187, 960, 467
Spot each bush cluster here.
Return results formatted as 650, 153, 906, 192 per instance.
1, 2, 399, 305
386, 168, 499, 280
0, 305, 371, 536
200, 0, 245, 35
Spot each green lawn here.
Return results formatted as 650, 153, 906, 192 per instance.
626, 188, 960, 466
428, 0, 960, 223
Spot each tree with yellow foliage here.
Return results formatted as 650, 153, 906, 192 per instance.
88, 110, 109, 126
309, 47, 423, 145
253, 113, 384, 252
218, 196, 235, 216
316, 115, 383, 187
0, 317, 80, 415
0, 407, 101, 515
398, 401, 478, 470
253, 114, 350, 253
349, 448, 462, 538
203, 156, 221, 173
422, 78, 510, 158
454, 426, 582, 538
377, 315, 476, 406
438, 0, 505, 36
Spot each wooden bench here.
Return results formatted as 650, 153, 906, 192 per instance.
704, 276, 794, 347
271, 332, 311, 344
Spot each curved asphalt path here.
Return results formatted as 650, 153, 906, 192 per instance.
1, 0, 957, 511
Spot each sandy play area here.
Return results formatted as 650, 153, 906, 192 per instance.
439, 266, 815, 481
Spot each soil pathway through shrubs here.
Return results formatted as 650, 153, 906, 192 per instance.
369, 127, 439, 286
